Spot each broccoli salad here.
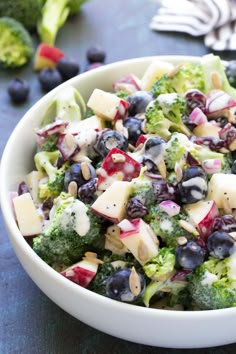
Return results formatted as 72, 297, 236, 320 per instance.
12, 53, 236, 311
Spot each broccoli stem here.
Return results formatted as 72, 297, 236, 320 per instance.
38, 0, 70, 45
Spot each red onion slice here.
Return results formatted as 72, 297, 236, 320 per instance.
206, 89, 236, 114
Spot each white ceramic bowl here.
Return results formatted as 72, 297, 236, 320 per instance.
1, 56, 236, 349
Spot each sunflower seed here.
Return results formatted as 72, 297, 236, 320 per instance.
129, 267, 141, 296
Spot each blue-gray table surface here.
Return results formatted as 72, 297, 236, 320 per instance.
1, 0, 236, 353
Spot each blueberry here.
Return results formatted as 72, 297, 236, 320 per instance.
175, 240, 206, 270
144, 137, 166, 158
95, 130, 128, 158
57, 57, 80, 80
123, 117, 143, 146
106, 268, 145, 302
86, 45, 106, 63
207, 231, 235, 259
225, 60, 236, 87
64, 162, 96, 190
38, 68, 63, 92
7, 78, 30, 103
126, 91, 153, 116
178, 166, 208, 204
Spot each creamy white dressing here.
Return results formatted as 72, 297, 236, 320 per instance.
182, 177, 207, 190
157, 93, 179, 114
160, 219, 173, 233
201, 270, 218, 286
60, 200, 90, 236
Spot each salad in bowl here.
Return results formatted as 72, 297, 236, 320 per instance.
3, 53, 236, 348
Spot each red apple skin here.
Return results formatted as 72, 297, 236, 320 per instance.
119, 219, 141, 239
34, 43, 65, 70
97, 147, 141, 190
114, 99, 130, 121
61, 263, 96, 288
185, 201, 219, 240
198, 203, 219, 239
37, 43, 65, 62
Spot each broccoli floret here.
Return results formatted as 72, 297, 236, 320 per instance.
145, 93, 190, 139
130, 178, 156, 208
221, 153, 233, 174
164, 133, 187, 170
151, 63, 204, 97
143, 277, 187, 307
33, 194, 103, 267
39, 162, 69, 199
38, 0, 88, 45
145, 206, 194, 248
167, 132, 230, 173
89, 253, 142, 296
143, 247, 175, 281
40, 86, 86, 126
188, 255, 236, 310
0, 17, 33, 68
40, 135, 58, 152
34, 150, 60, 182
0, 1, 42, 31
167, 286, 192, 309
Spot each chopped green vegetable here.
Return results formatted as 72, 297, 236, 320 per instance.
189, 255, 236, 310
0, 17, 33, 68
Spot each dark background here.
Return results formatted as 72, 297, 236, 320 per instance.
1, 0, 236, 353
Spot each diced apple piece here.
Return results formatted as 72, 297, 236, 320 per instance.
61, 258, 98, 287
207, 173, 236, 209
140, 60, 174, 91
118, 218, 159, 265
184, 200, 219, 239
34, 43, 65, 70
193, 122, 221, 138
104, 224, 129, 255
25, 171, 42, 203
13, 193, 42, 237
91, 181, 131, 223
87, 89, 129, 121
97, 148, 141, 190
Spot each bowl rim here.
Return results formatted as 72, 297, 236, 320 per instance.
1, 54, 236, 321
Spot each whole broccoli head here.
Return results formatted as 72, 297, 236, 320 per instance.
0, 17, 34, 68
151, 63, 205, 97
145, 206, 194, 248
145, 93, 190, 139
0, 1, 43, 31
33, 194, 103, 267
38, 0, 89, 45
143, 247, 175, 281
188, 255, 236, 310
